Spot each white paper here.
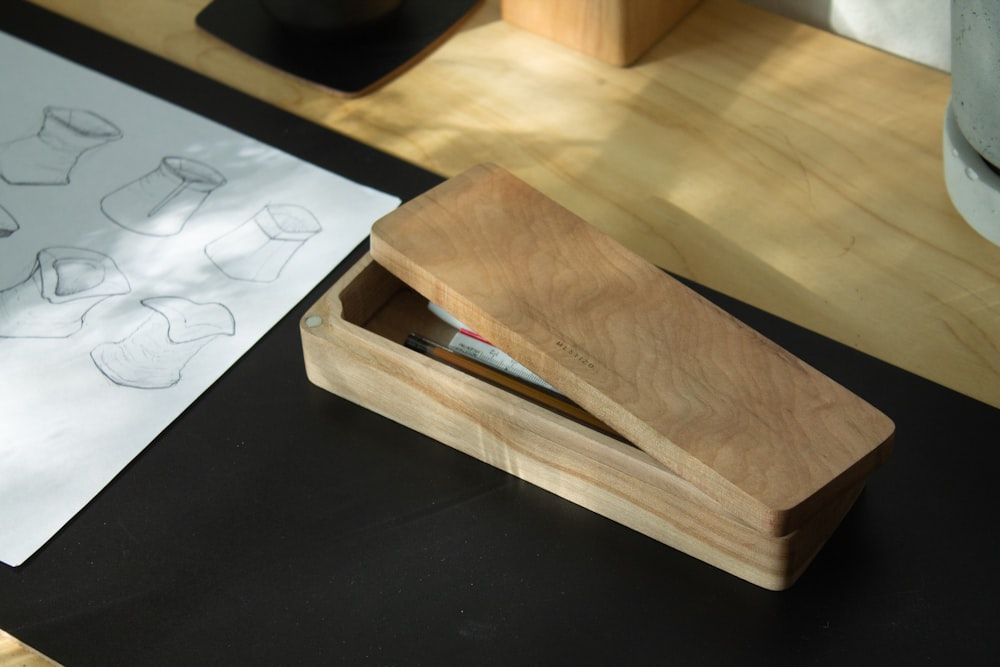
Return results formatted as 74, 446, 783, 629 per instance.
0, 32, 400, 566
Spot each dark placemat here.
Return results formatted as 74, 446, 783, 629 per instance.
1, 2, 999, 665
196, 0, 482, 96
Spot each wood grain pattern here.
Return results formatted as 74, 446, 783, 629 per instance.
0, 630, 61, 667
501, 0, 703, 65
371, 164, 893, 536
2, 0, 977, 657
27, 0, 1000, 411
300, 253, 867, 589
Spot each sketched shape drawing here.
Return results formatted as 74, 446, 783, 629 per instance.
0, 246, 131, 338
101, 156, 227, 236
91, 296, 235, 389
0, 107, 122, 185
205, 203, 321, 282
0, 205, 18, 237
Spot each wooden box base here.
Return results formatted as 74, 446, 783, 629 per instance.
301, 253, 864, 590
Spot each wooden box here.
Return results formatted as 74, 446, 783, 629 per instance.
300, 164, 894, 589
501, 0, 703, 66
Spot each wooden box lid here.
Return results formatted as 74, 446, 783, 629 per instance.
371, 164, 894, 537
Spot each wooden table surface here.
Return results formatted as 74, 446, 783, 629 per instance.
2, 0, 999, 661
23, 0, 1000, 411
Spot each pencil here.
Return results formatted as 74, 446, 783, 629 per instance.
404, 332, 622, 440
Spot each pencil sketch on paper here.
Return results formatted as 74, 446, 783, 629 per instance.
101, 156, 227, 236
0, 107, 122, 185
0, 204, 18, 237
205, 203, 322, 282
0, 246, 131, 338
90, 296, 236, 389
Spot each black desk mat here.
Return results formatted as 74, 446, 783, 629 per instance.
196, 0, 482, 96
2, 2, 999, 664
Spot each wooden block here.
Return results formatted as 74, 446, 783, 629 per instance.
501, 0, 702, 65
301, 254, 868, 589
370, 164, 894, 538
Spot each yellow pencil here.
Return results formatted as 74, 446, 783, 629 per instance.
404, 332, 622, 440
